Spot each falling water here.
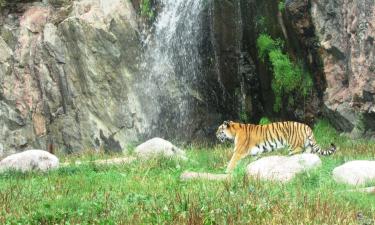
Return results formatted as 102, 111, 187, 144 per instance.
138, 0, 211, 139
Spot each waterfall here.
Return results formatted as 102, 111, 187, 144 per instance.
137, 0, 211, 139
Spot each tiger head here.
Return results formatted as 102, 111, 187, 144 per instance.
216, 121, 235, 142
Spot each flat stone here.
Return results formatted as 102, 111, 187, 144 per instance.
246, 154, 321, 182
60, 156, 136, 167
180, 171, 230, 181
333, 161, 375, 186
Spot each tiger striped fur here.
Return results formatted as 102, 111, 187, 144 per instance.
216, 121, 336, 173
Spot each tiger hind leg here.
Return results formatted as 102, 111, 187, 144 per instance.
307, 134, 337, 155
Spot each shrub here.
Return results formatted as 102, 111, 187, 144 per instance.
268, 49, 302, 111
256, 34, 313, 112
0, 0, 5, 9
256, 34, 282, 61
278, 1, 286, 12
259, 117, 272, 125
140, 0, 155, 21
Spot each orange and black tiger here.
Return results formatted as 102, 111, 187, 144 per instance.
216, 121, 336, 173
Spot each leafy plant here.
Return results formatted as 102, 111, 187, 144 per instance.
256, 34, 282, 61
0, 0, 5, 9
255, 16, 268, 33
140, 0, 155, 21
259, 117, 271, 125
278, 0, 286, 12
256, 34, 313, 112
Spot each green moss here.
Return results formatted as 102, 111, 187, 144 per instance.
239, 112, 249, 123
256, 34, 313, 112
259, 117, 272, 125
278, 0, 286, 12
0, 0, 5, 9
255, 16, 268, 33
256, 34, 282, 61
140, 0, 155, 22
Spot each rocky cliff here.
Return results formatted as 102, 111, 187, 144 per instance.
0, 0, 374, 155
0, 0, 232, 155
214, 0, 375, 138
0, 0, 145, 154
310, 0, 375, 138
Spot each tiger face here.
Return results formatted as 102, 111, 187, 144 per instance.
216, 121, 235, 142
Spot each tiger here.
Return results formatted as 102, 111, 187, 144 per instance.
216, 120, 336, 173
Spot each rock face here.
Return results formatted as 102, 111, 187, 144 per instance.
0, 149, 59, 172
134, 138, 187, 160
246, 154, 321, 182
0, 0, 247, 155
332, 161, 375, 186
211, 0, 375, 135
285, 0, 375, 137
0, 0, 143, 154
311, 0, 375, 138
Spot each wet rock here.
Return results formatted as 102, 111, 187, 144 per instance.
134, 138, 187, 160
246, 154, 321, 182
333, 161, 375, 186
0, 150, 59, 173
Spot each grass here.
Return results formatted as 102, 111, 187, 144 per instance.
0, 120, 374, 224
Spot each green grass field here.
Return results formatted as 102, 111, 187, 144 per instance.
0, 121, 374, 224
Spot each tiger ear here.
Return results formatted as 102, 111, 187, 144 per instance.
223, 120, 231, 127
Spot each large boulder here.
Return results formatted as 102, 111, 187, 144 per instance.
134, 138, 187, 160
332, 161, 375, 186
0, 150, 59, 173
246, 154, 321, 182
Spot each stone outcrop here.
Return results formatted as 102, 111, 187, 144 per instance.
0, 149, 59, 173
246, 154, 321, 182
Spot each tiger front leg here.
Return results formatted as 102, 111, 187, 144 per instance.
225, 151, 247, 173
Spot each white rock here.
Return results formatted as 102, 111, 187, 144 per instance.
332, 160, 375, 186
0, 150, 59, 173
180, 171, 230, 181
60, 156, 136, 167
134, 137, 187, 160
246, 154, 321, 182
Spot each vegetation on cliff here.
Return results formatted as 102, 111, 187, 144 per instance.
257, 34, 313, 112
